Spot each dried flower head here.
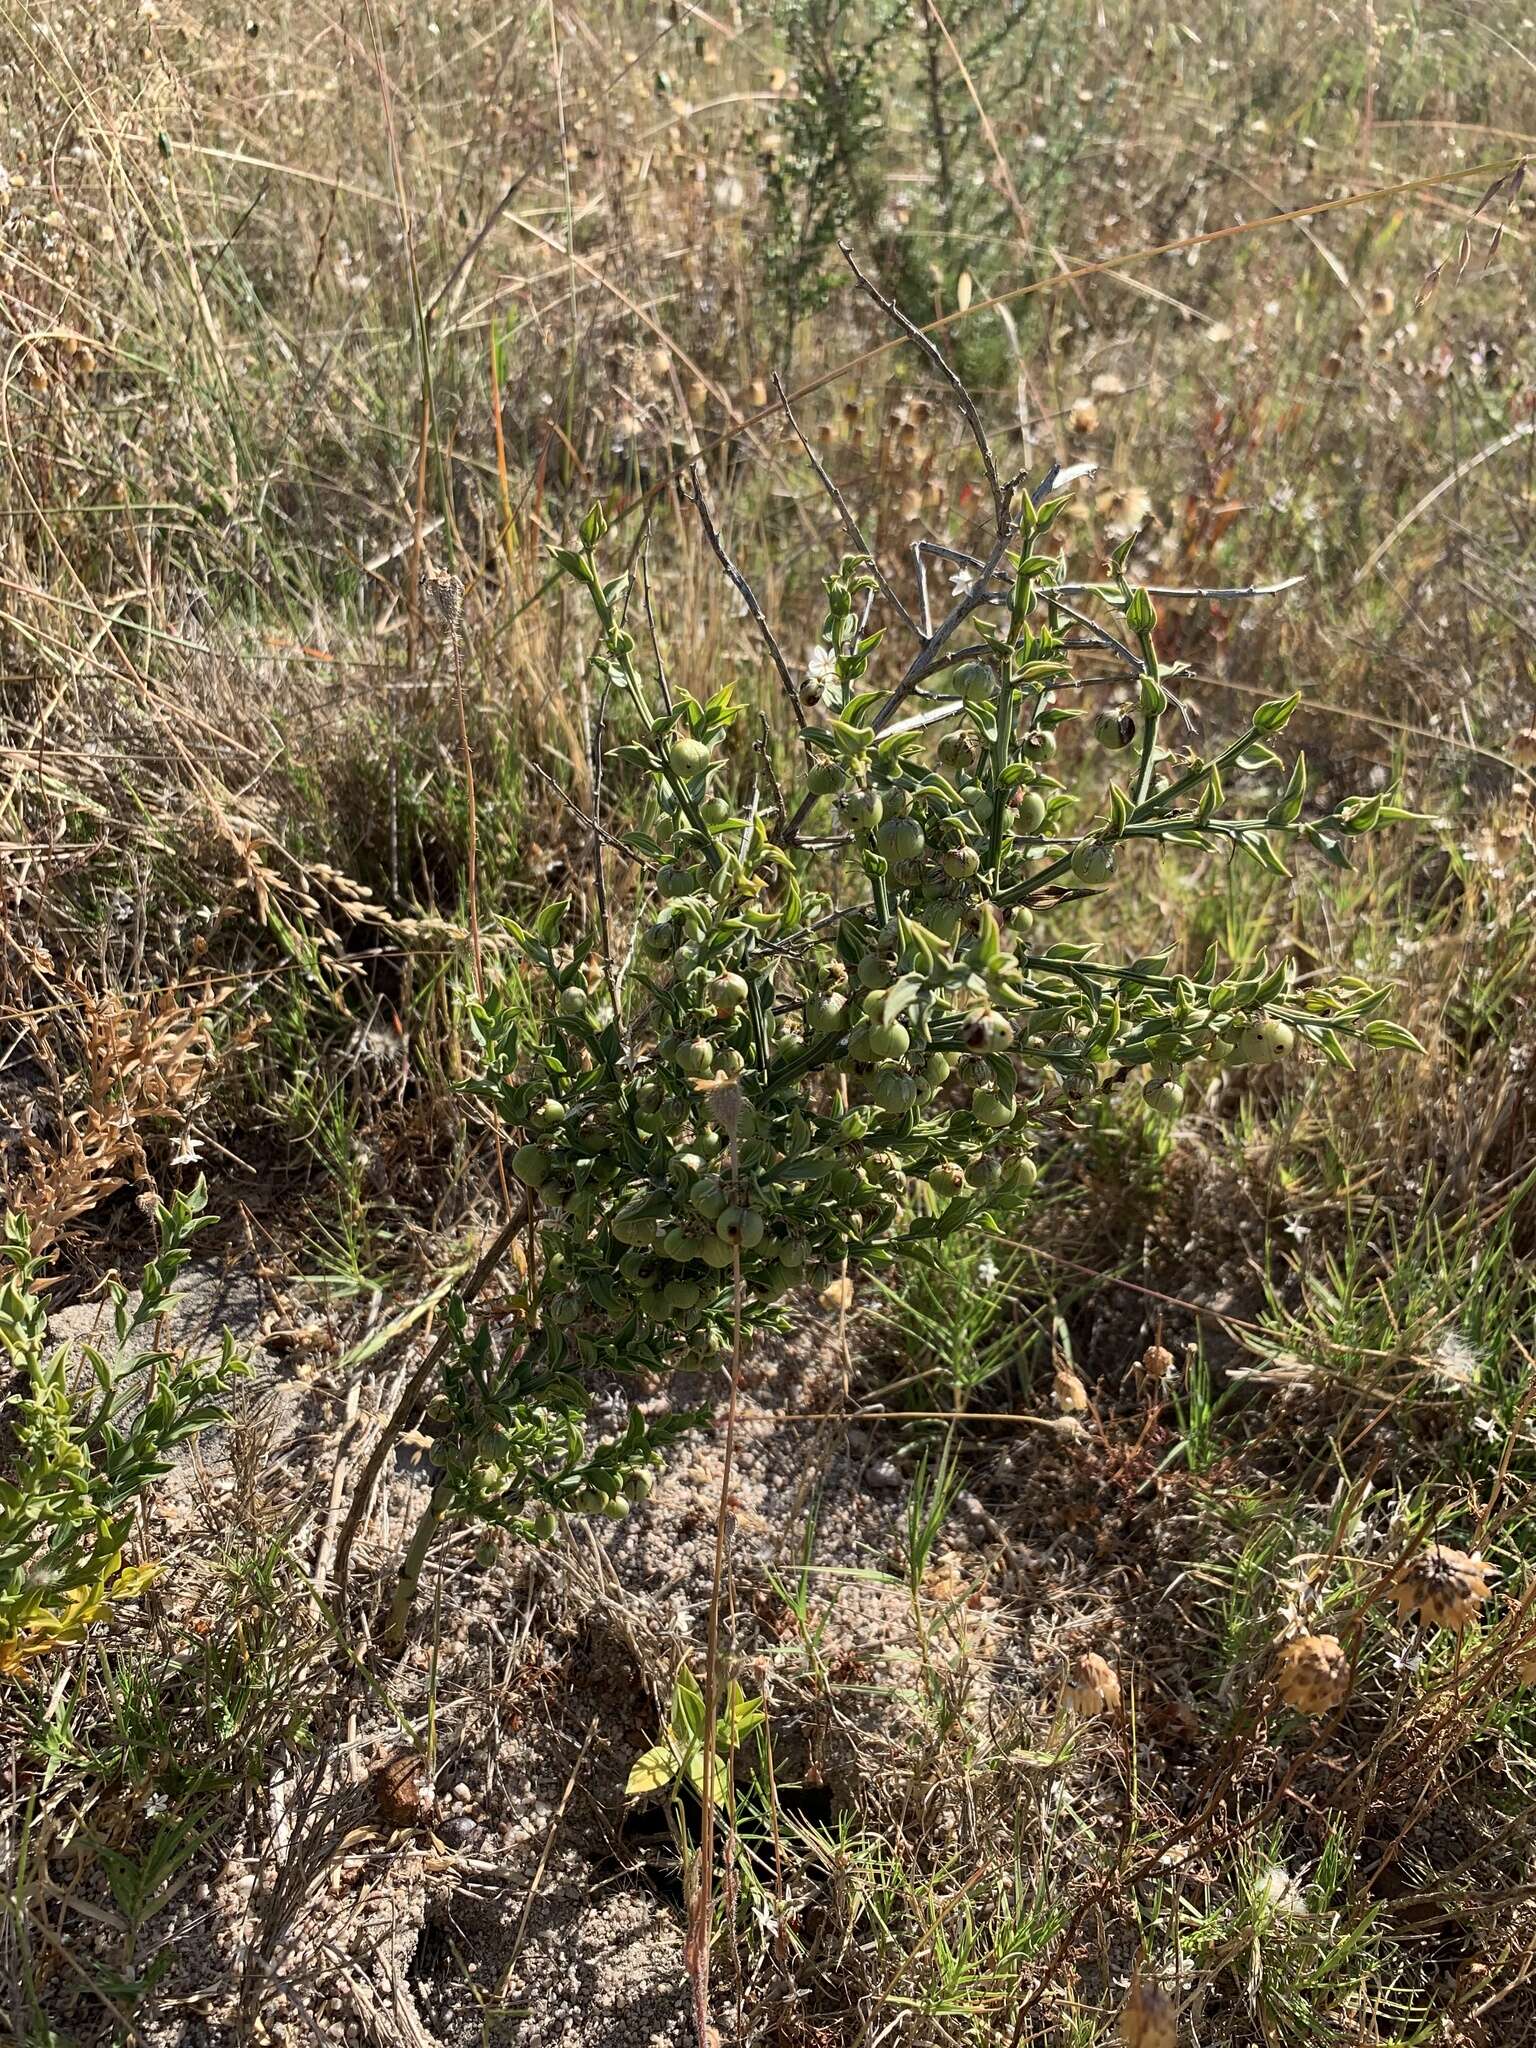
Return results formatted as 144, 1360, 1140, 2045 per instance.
1053, 1364, 1089, 1415
1273, 1632, 1349, 1716
1121, 1972, 1177, 2048
1392, 1545, 1496, 1631
1140, 1342, 1175, 1382
1064, 1649, 1122, 1717
1068, 396, 1100, 436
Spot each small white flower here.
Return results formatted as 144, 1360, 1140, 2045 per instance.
976, 1255, 998, 1288
144, 1791, 170, 1819
805, 644, 837, 687
948, 565, 976, 598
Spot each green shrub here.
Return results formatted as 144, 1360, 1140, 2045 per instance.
383, 428, 1418, 1633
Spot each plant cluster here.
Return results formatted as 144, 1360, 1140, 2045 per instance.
408, 421, 1418, 1598
0, 1181, 244, 1674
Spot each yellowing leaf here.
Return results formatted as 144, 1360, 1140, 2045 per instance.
625, 1743, 679, 1799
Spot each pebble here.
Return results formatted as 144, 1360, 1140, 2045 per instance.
866, 1458, 902, 1491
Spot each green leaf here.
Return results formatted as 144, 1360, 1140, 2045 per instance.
1362, 1019, 1426, 1053
672, 1663, 707, 1745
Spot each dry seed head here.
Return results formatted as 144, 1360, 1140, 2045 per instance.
424, 565, 464, 632
1140, 1342, 1175, 1382
1068, 396, 1100, 435
1273, 1632, 1349, 1716
1063, 1649, 1121, 1717
1120, 1973, 1177, 2048
1053, 1364, 1089, 1415
1512, 1636, 1536, 1687
1392, 1545, 1496, 1632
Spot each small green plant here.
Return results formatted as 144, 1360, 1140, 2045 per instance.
383, 287, 1419, 1635
625, 1661, 766, 1804
0, 1181, 245, 1676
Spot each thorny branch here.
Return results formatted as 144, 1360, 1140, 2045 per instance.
683, 465, 806, 727
772, 371, 920, 639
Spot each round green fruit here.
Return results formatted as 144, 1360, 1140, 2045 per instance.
953, 660, 994, 703
1144, 1079, 1185, 1114
1070, 841, 1116, 885
668, 735, 712, 778
844, 788, 883, 831
866, 1020, 911, 1061
677, 1037, 714, 1077
877, 816, 925, 862
512, 1144, 552, 1189
1234, 1016, 1295, 1064
1012, 790, 1048, 834
1093, 709, 1137, 749
872, 1071, 918, 1115
716, 1205, 766, 1250
972, 1088, 1015, 1130
808, 992, 848, 1034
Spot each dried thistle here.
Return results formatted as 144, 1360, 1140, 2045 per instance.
1273, 1632, 1349, 1717
1392, 1545, 1497, 1632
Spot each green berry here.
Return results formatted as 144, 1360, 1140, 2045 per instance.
677, 1036, 714, 1077
844, 788, 883, 831
866, 1020, 910, 1061
952, 660, 994, 703
877, 816, 925, 862
668, 735, 712, 778
512, 1144, 552, 1189
972, 1087, 1015, 1130
1070, 841, 1116, 885
1234, 1016, 1295, 1064
1093, 709, 1137, 749
709, 972, 750, 1016
872, 1071, 918, 1115
716, 1205, 766, 1250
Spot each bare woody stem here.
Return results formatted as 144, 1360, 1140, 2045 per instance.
333, 1199, 529, 1612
